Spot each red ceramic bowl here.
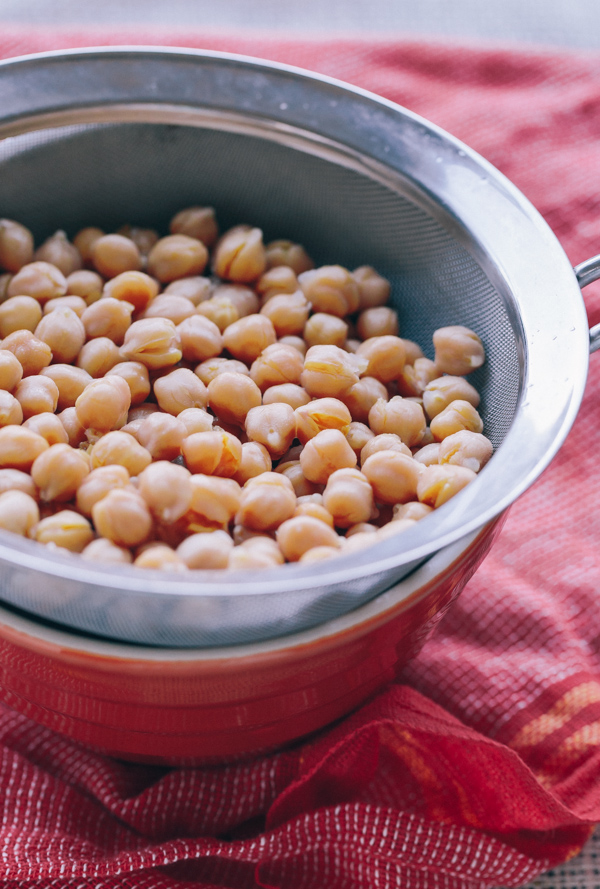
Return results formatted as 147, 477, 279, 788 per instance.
0, 517, 504, 764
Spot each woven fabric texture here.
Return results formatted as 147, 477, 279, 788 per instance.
1, 26, 600, 889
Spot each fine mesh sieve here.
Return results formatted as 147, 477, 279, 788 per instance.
0, 48, 590, 647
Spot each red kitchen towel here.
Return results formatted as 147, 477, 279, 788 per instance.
1, 26, 600, 889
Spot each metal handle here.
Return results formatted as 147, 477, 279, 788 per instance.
575, 254, 600, 353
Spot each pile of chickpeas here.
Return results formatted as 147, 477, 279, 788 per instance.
0, 210, 490, 572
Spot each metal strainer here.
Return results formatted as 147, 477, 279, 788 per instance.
0, 47, 594, 647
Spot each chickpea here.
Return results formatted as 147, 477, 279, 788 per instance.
1, 331, 51, 377
117, 225, 160, 256
73, 227, 104, 265
250, 342, 304, 391
120, 317, 182, 369
58, 407, 87, 448
262, 383, 311, 410
34, 230, 82, 276
438, 429, 493, 472
293, 500, 334, 527
298, 265, 359, 317
92, 488, 152, 547
0, 275, 10, 303
341, 376, 388, 424
81, 297, 134, 345
397, 357, 441, 397
0, 468, 36, 499
143, 294, 196, 325
182, 429, 242, 477
164, 276, 212, 306
91, 233, 142, 278
227, 536, 285, 570
360, 433, 412, 464
75, 375, 131, 433
356, 306, 399, 339
35, 307, 86, 364
154, 368, 209, 416
136, 412, 186, 461
321, 467, 373, 528
299, 545, 340, 564
392, 502, 433, 522
0, 219, 34, 273
295, 397, 351, 444
43, 295, 87, 318
376, 518, 418, 541
196, 295, 239, 332
276, 461, 321, 498
22, 413, 66, 448
417, 463, 477, 508
233, 441, 272, 484
368, 396, 426, 448
213, 225, 267, 283
188, 474, 241, 527
0, 390, 22, 427
14, 375, 59, 419
222, 314, 276, 364
76, 465, 131, 516
401, 339, 425, 365
276, 515, 341, 561
278, 336, 307, 357
177, 407, 214, 436
33, 510, 94, 552
356, 336, 405, 383
102, 270, 159, 313
66, 269, 104, 304
6, 261, 67, 303
256, 266, 299, 303
345, 522, 378, 537
299, 429, 357, 484
90, 430, 152, 476
344, 339, 361, 354
194, 357, 249, 385
81, 538, 133, 564
169, 206, 219, 248
361, 450, 422, 504
303, 313, 348, 349
413, 442, 441, 466
235, 472, 296, 532
265, 239, 314, 275
0, 349, 23, 391
351, 266, 391, 310
345, 421, 374, 458
212, 284, 259, 318
207, 372, 261, 427
422, 377, 480, 421
105, 361, 150, 405
31, 443, 90, 502
260, 291, 311, 337
301, 345, 368, 399
430, 400, 484, 440
137, 461, 193, 524
76, 338, 123, 377
0, 296, 43, 337
433, 325, 485, 375
0, 489, 39, 537
232, 525, 275, 546
245, 403, 296, 458
176, 530, 233, 569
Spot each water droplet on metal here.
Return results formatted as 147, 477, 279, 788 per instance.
279, 102, 288, 110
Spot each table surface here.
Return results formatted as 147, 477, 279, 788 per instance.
1, 3, 599, 887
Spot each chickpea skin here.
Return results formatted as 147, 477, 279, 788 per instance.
438, 429, 492, 471
188, 474, 242, 527
294, 398, 352, 444
417, 463, 477, 508
92, 488, 153, 548
120, 317, 182, 369
429, 400, 484, 440
397, 357, 441, 398
299, 429, 357, 485
31, 443, 90, 502
422, 375, 481, 420
182, 429, 242, 477
213, 225, 267, 283
301, 345, 368, 399
32, 510, 94, 552
0, 219, 34, 273
0, 490, 39, 536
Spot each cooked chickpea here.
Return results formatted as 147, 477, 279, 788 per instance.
429, 399, 484, 440
233, 441, 272, 485
76, 464, 131, 516
43, 295, 87, 318
169, 206, 219, 248
276, 461, 321, 498
299, 429, 357, 484
392, 501, 433, 522
0, 275, 10, 303
0, 349, 23, 391
143, 294, 196, 325
301, 345, 368, 399
58, 407, 87, 448
352, 266, 391, 310
262, 384, 310, 410
235, 472, 296, 532
0, 219, 34, 273
31, 443, 90, 502
66, 269, 104, 304
341, 376, 388, 424
7, 261, 67, 303
92, 489, 152, 547
433, 325, 485, 375
137, 461, 193, 524
276, 515, 341, 561
422, 375, 481, 419
362, 450, 421, 504
356, 336, 406, 383
81, 538, 133, 564
102, 270, 159, 313
1, 330, 52, 377
322, 467, 373, 528
212, 284, 260, 318
345, 421, 374, 457
90, 430, 152, 476
438, 429, 492, 472
0, 296, 43, 337
176, 530, 233, 569
35, 306, 86, 364
0, 468, 36, 498
222, 314, 276, 364
164, 276, 212, 305
360, 433, 412, 464
0, 390, 23, 427
75, 375, 131, 433
244, 403, 296, 458
0, 490, 39, 536
81, 297, 133, 345
91, 233, 142, 278
298, 265, 359, 317
413, 442, 441, 466
117, 225, 160, 256
250, 342, 304, 391
303, 313, 348, 349
278, 335, 307, 356
187, 474, 241, 527
136, 412, 186, 461
227, 536, 285, 570
175, 315, 222, 364
34, 230, 82, 276
293, 500, 335, 527
154, 368, 209, 416
105, 361, 150, 405
356, 306, 399, 339
196, 295, 239, 332
260, 291, 312, 338
256, 266, 299, 303
397, 357, 441, 397
376, 518, 418, 541
417, 463, 477, 508
33, 510, 94, 552
76, 338, 123, 377
120, 317, 182, 369
73, 227, 104, 265
14, 375, 59, 419
401, 339, 425, 365
294, 397, 351, 444
345, 521, 378, 538
299, 545, 340, 564
368, 396, 426, 447
176, 407, 214, 436
182, 429, 242, 477
213, 225, 267, 283
265, 239, 314, 275
194, 356, 249, 385
207, 372, 261, 426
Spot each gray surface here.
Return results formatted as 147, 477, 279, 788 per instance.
1, 0, 600, 50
